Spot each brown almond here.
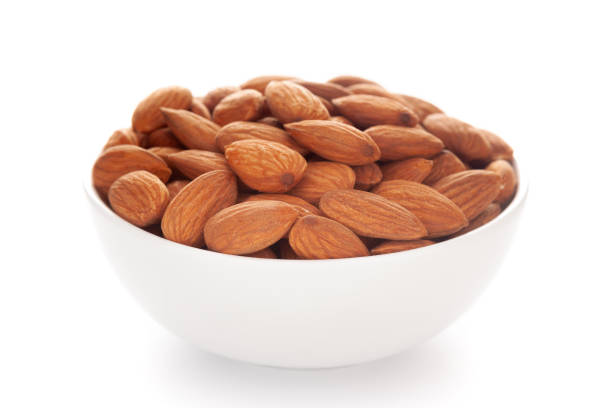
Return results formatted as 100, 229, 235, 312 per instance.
352, 163, 383, 190
318, 96, 335, 115
147, 147, 181, 164
216, 121, 308, 154
449, 203, 501, 238
479, 129, 514, 161
160, 108, 220, 152
241, 75, 299, 93
202, 86, 240, 111
104, 128, 139, 150
284, 120, 381, 165
244, 248, 277, 259
292, 80, 352, 100
327, 75, 379, 87
264, 81, 330, 123
190, 98, 212, 119
257, 116, 283, 128
332, 94, 418, 128
243, 193, 322, 215
319, 189, 427, 240
329, 116, 353, 126
146, 127, 183, 148
167, 150, 230, 179
394, 94, 443, 121
225, 140, 307, 193
433, 170, 502, 221
347, 83, 394, 98
166, 179, 190, 201
365, 125, 444, 160
212, 89, 265, 126
204, 201, 300, 254
289, 161, 356, 204
132, 86, 192, 133
423, 150, 468, 185
161, 170, 237, 247
486, 160, 517, 205
380, 158, 433, 183
422, 113, 492, 161
371, 240, 435, 255
288, 215, 369, 259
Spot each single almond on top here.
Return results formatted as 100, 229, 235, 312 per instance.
147, 147, 181, 164
225, 139, 307, 193
202, 86, 240, 111
132, 86, 192, 133
327, 75, 379, 87
371, 180, 468, 237
292, 80, 352, 100
167, 150, 230, 179
212, 89, 265, 126
160, 108, 220, 152
449, 203, 501, 238
243, 193, 322, 215
288, 215, 369, 259
380, 158, 433, 183
146, 127, 183, 148
190, 98, 212, 119
422, 113, 492, 161
370, 239, 435, 255
241, 75, 299, 93
204, 200, 300, 255
289, 161, 356, 204
216, 121, 308, 154
108, 170, 170, 227
394, 94, 443, 121
166, 179, 190, 201
284, 120, 381, 165
264, 81, 330, 123
423, 150, 467, 185
161, 170, 237, 247
93, 145, 172, 196
319, 189, 427, 240
352, 163, 383, 190
479, 129, 514, 161
486, 160, 517, 205
104, 128, 139, 150
433, 170, 502, 221
332, 94, 418, 128
365, 125, 444, 160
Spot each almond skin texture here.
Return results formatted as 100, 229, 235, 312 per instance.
190, 98, 212, 119
216, 121, 308, 155
380, 158, 433, 183
352, 163, 383, 190
422, 113, 492, 161
264, 81, 330, 123
241, 75, 298, 94
289, 161, 356, 204
423, 150, 468, 185
288, 215, 369, 259
332, 94, 419, 128
147, 147, 181, 165
104, 128, 139, 150
167, 150, 230, 179
394, 94, 443, 121
244, 248, 277, 259
108, 171, 170, 227
161, 108, 220, 152
319, 189, 427, 240
161, 170, 237, 247
132, 86, 192, 133
292, 80, 352, 100
365, 125, 444, 160
244, 193, 322, 215
371, 180, 468, 237
204, 200, 300, 255
371, 239, 435, 255
284, 120, 381, 165
166, 179, 190, 201
225, 140, 307, 193
433, 170, 502, 221
449, 203, 501, 238
202, 86, 240, 111
486, 160, 517, 205
212, 89, 265, 126
92, 145, 172, 196
146, 127, 183, 148
479, 129, 514, 161
327, 75, 379, 87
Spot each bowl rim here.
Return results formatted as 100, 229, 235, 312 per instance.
85, 155, 528, 264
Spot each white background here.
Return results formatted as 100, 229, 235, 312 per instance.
1, 1, 611, 406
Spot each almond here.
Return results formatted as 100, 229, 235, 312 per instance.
365, 125, 444, 160
92, 145, 172, 196
132, 86, 192, 133
423, 150, 467, 185
329, 116, 353, 126
216, 121, 308, 154
225, 140, 307, 193
327, 75, 379, 87
449, 203, 501, 238
243, 193, 322, 215
212, 89, 265, 126
352, 163, 383, 190
204, 200, 300, 254
202, 86, 240, 111
241, 75, 299, 93
380, 158, 433, 183
284, 120, 381, 165
319, 189, 427, 239
160, 108, 220, 152
318, 96, 335, 115
332, 94, 418, 128
422, 113, 492, 161
479, 129, 514, 161
147, 146, 181, 164
289, 161, 355, 204
264, 81, 330, 123
108, 170, 170, 227
371, 180, 468, 237
257, 116, 283, 128
433, 170, 502, 221
146, 127, 183, 148
288, 215, 369, 259
190, 97, 212, 119
166, 179, 190, 201
161, 170, 237, 247
346, 83, 394, 98
394, 94, 443, 121
167, 150, 230, 179
104, 128, 139, 150
292, 80, 352, 100
370, 239, 435, 255
244, 248, 278, 259
486, 160, 517, 205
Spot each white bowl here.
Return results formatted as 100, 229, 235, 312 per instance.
85, 160, 527, 369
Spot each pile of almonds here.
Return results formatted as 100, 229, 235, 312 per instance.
92, 75, 517, 259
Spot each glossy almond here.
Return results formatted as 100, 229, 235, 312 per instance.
92, 145, 172, 196
479, 129, 514, 161
371, 239, 435, 255
365, 125, 444, 160
288, 215, 369, 259
160, 108, 220, 152
433, 170, 502, 221
225, 140, 307, 193
264, 81, 330, 123
422, 113, 491, 161
241, 75, 298, 93
380, 158, 433, 183
204, 200, 300, 254
244, 193, 322, 215
371, 180, 468, 237
394, 94, 443, 121
202, 86, 240, 111
104, 128, 139, 150
289, 161, 355, 204
449, 203, 501, 238
108, 170, 170, 227
190, 98, 212, 119
161, 170, 237, 247
166, 179, 190, 201
486, 160, 517, 205
319, 189, 427, 239
284, 120, 380, 165
216, 121, 307, 154
146, 127, 183, 148
352, 163, 383, 190
327, 75, 379, 87
167, 150, 230, 179
292, 80, 352, 100
132, 86, 192, 133
212, 89, 265, 126
423, 150, 467, 185
332, 94, 418, 128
